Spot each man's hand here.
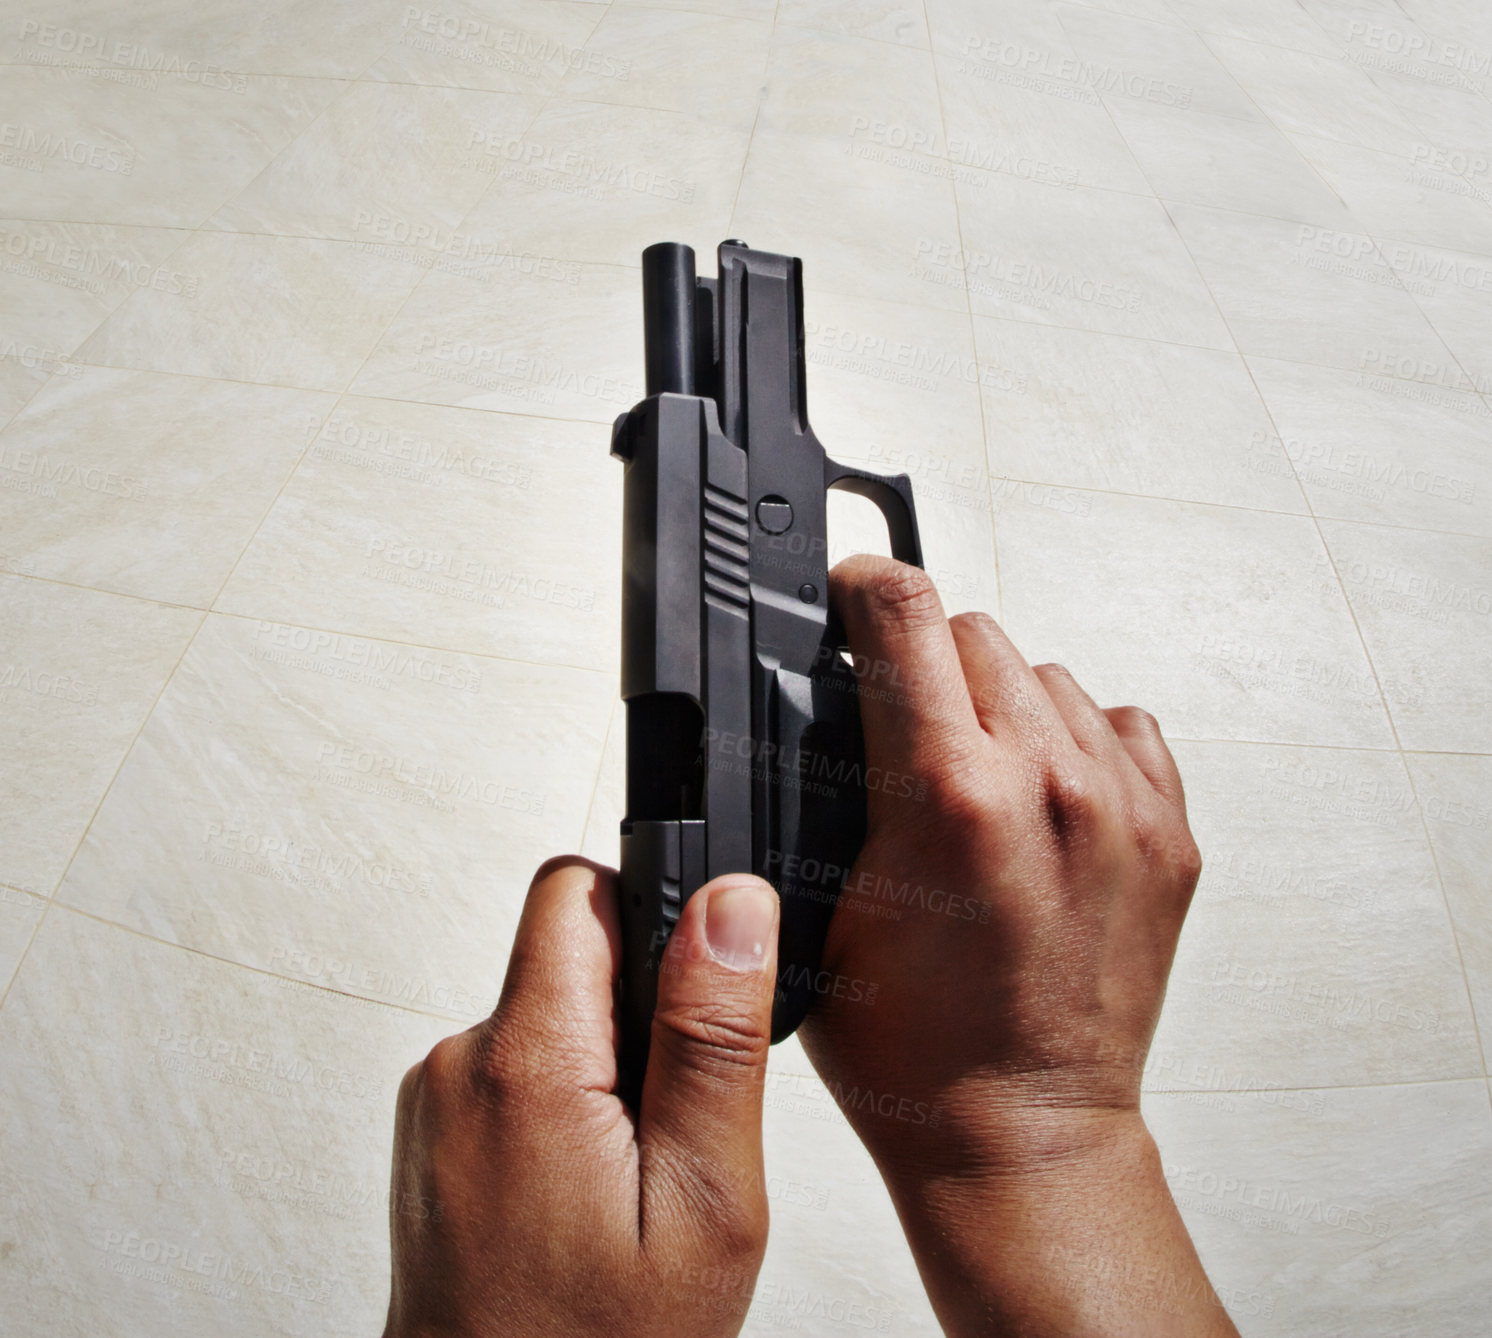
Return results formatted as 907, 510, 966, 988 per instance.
801, 556, 1236, 1337
383, 858, 780, 1338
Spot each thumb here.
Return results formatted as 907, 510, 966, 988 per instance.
638, 873, 779, 1235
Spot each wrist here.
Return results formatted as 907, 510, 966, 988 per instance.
873, 1107, 1236, 1338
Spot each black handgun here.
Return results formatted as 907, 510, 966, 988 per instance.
610, 240, 923, 1099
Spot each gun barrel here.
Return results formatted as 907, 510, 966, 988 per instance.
641, 242, 697, 396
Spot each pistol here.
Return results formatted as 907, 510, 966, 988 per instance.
610, 239, 924, 1100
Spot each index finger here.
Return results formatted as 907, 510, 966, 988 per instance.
829, 556, 982, 790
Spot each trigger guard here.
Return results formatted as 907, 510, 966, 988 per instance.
823, 457, 924, 568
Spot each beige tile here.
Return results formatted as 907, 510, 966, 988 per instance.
1379, 238, 1492, 393
797, 290, 987, 493
368, 0, 605, 95
578, 699, 623, 868
1166, 0, 1344, 55
774, 0, 927, 46
200, 0, 414, 78
1144, 1080, 1492, 1335
934, 47, 1153, 195
786, 290, 996, 617
56, 613, 610, 1018
1169, 203, 1460, 373
458, 99, 750, 268
217, 397, 618, 669
1321, 520, 1492, 751
1291, 131, 1492, 253
0, 65, 342, 227
995, 491, 1396, 747
1395, 0, 1492, 61
1053, 3, 1263, 120
1246, 354, 1492, 535
350, 257, 644, 420
0, 575, 200, 896
75, 232, 427, 390
758, 24, 941, 145
973, 317, 1310, 512
0, 218, 193, 424
953, 176, 1233, 346
1405, 752, 1492, 1044
9, 0, 414, 79
754, 1037, 942, 1335
555, 7, 773, 131
0, 886, 44, 993
1107, 98, 1354, 223
209, 81, 540, 243
0, 367, 334, 605
732, 128, 967, 313
0, 906, 451, 1337
1153, 740, 1480, 1089
616, 0, 775, 17
1206, 33, 1425, 153
8, 0, 266, 74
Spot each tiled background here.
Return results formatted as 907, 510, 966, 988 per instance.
1, 0, 1490, 1333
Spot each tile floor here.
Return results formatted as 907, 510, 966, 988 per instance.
1, 1, 1490, 1334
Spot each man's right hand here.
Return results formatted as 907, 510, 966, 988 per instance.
799, 555, 1237, 1337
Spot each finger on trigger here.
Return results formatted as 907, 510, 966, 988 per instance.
829, 556, 981, 789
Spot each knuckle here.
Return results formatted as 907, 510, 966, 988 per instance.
1041, 763, 1104, 838
422, 1034, 469, 1093
1132, 812, 1203, 882
709, 1196, 770, 1268
653, 997, 770, 1076
1114, 704, 1160, 735
950, 609, 1001, 638
1173, 832, 1204, 885
468, 1020, 527, 1102
395, 1057, 427, 1115
860, 562, 943, 630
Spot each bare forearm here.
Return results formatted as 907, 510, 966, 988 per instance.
882, 1113, 1241, 1338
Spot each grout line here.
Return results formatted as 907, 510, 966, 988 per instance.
920, 6, 1004, 616
0, 605, 209, 1014
575, 697, 620, 856
1396, 757, 1492, 1074
200, 90, 561, 616
30, 902, 495, 1029
722, 0, 778, 232
1079, 22, 1492, 1091
1144, 1072, 1489, 1097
